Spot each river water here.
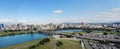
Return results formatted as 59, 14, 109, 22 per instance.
0, 29, 82, 48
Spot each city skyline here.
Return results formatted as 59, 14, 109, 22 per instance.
0, 0, 120, 24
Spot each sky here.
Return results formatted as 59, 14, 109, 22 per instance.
0, 0, 120, 24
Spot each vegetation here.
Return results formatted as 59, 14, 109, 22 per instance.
29, 38, 50, 49
0, 37, 82, 49
56, 27, 115, 32
64, 31, 86, 35
0, 30, 39, 36
29, 45, 37, 49
56, 41, 63, 46
0, 31, 28, 36
39, 40, 45, 45
91, 31, 118, 35
56, 39, 82, 49
39, 38, 50, 45
0, 39, 41, 49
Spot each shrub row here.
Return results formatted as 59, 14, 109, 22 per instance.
29, 38, 50, 49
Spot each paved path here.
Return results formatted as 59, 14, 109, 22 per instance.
81, 39, 85, 49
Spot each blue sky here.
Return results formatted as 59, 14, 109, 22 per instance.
0, 0, 120, 24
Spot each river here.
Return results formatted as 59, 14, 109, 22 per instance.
0, 29, 82, 48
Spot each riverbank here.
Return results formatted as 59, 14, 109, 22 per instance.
0, 31, 27, 36
0, 31, 39, 37
0, 37, 82, 49
0, 38, 43, 49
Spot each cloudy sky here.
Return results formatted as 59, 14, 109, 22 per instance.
0, 0, 120, 24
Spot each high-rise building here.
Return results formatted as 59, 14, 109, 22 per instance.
81, 21, 86, 27
0, 24, 4, 29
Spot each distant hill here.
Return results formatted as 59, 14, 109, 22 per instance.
62, 22, 81, 24
112, 22, 120, 24
61, 22, 120, 24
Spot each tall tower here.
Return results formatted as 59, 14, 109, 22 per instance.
82, 22, 86, 26
81, 21, 86, 28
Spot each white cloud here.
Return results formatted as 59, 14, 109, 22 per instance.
94, 8, 120, 22
50, 8, 120, 23
1, 8, 120, 24
0, 19, 15, 23
0, 19, 18, 24
111, 8, 120, 11
18, 19, 28, 23
53, 9, 63, 14
97, 8, 120, 18
0, 19, 11, 23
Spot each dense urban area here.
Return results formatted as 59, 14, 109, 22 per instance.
0, 22, 120, 32
0, 22, 120, 49
0, 0, 120, 49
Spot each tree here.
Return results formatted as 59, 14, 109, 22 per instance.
29, 45, 36, 49
38, 38, 50, 45
84, 29, 92, 33
72, 33, 76, 35
103, 32, 107, 35
43, 38, 50, 42
56, 41, 63, 46
39, 41, 44, 45
33, 28, 37, 30
78, 33, 83, 36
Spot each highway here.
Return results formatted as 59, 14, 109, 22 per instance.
42, 31, 120, 43
74, 35, 120, 42
82, 40, 92, 49
82, 39, 118, 49
42, 31, 119, 49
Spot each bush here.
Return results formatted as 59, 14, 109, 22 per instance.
78, 33, 83, 36
56, 41, 63, 46
43, 38, 50, 42
60, 35, 65, 38
103, 32, 107, 35
29, 45, 36, 49
36, 43, 40, 46
72, 33, 76, 35
8, 33, 15, 36
38, 38, 50, 45
39, 41, 45, 45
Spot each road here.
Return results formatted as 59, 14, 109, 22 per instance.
83, 40, 92, 49
45, 31, 120, 42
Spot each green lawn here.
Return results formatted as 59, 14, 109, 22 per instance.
64, 31, 86, 35
91, 31, 118, 35
56, 39, 82, 49
0, 38, 82, 49
0, 31, 27, 36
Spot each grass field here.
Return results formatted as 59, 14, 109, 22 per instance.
56, 39, 82, 49
0, 31, 27, 36
0, 37, 82, 49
